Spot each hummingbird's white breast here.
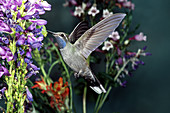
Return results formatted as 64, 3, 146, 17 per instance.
60, 42, 88, 73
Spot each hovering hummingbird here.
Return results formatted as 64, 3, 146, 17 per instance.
48, 13, 126, 94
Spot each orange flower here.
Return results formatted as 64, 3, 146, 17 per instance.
32, 76, 47, 93
32, 77, 69, 111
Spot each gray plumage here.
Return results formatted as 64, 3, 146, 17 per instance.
49, 13, 126, 94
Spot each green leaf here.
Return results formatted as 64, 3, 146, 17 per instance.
42, 25, 48, 37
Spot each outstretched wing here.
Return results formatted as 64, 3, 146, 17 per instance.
74, 13, 126, 59
69, 21, 89, 44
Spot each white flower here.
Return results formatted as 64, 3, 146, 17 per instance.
74, 6, 84, 17
102, 9, 113, 18
109, 31, 120, 41
88, 4, 99, 17
102, 41, 113, 51
135, 32, 147, 41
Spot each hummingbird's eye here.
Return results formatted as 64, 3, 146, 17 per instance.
60, 34, 64, 37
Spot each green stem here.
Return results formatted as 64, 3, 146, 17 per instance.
94, 54, 111, 113
52, 43, 73, 112
48, 60, 60, 76
40, 65, 47, 78
94, 94, 101, 112
114, 60, 130, 81
95, 86, 112, 113
83, 85, 87, 113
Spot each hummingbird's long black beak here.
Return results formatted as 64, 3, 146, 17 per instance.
47, 30, 56, 35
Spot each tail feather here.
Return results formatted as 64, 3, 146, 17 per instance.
84, 73, 106, 94
90, 84, 106, 94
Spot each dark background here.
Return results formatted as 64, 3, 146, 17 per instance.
43, 0, 170, 113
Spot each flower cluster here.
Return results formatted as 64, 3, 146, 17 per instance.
64, 0, 135, 20
0, 0, 51, 112
32, 77, 69, 111
0, 0, 51, 78
114, 46, 151, 87
100, 30, 150, 86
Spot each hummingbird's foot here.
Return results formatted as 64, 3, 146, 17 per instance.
74, 73, 79, 78
74, 69, 83, 78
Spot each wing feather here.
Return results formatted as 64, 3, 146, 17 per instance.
74, 13, 126, 58
69, 21, 89, 44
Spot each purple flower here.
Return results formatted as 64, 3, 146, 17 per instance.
15, 25, 24, 32
27, 63, 40, 71
16, 35, 25, 46
0, 46, 6, 56
26, 87, 33, 101
29, 19, 47, 25
6, 50, 13, 62
26, 63, 39, 78
27, 23, 37, 31
0, 46, 13, 61
116, 57, 123, 65
0, 36, 9, 44
0, 65, 10, 78
120, 81, 127, 87
0, 87, 6, 95
0, 20, 12, 33
31, 42, 42, 48
19, 48, 25, 55
40, 1, 51, 11
26, 51, 32, 59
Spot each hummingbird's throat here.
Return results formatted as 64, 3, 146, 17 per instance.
55, 37, 66, 49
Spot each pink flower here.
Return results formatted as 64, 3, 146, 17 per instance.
123, 1, 135, 10
129, 32, 147, 41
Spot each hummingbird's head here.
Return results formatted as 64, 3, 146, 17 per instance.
48, 30, 68, 49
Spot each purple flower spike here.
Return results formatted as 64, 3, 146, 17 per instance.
0, 20, 12, 33
0, 65, 10, 78
26, 87, 33, 101
30, 19, 47, 25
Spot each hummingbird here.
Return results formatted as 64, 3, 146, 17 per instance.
48, 13, 126, 94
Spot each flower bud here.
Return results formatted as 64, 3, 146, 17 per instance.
124, 40, 130, 45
